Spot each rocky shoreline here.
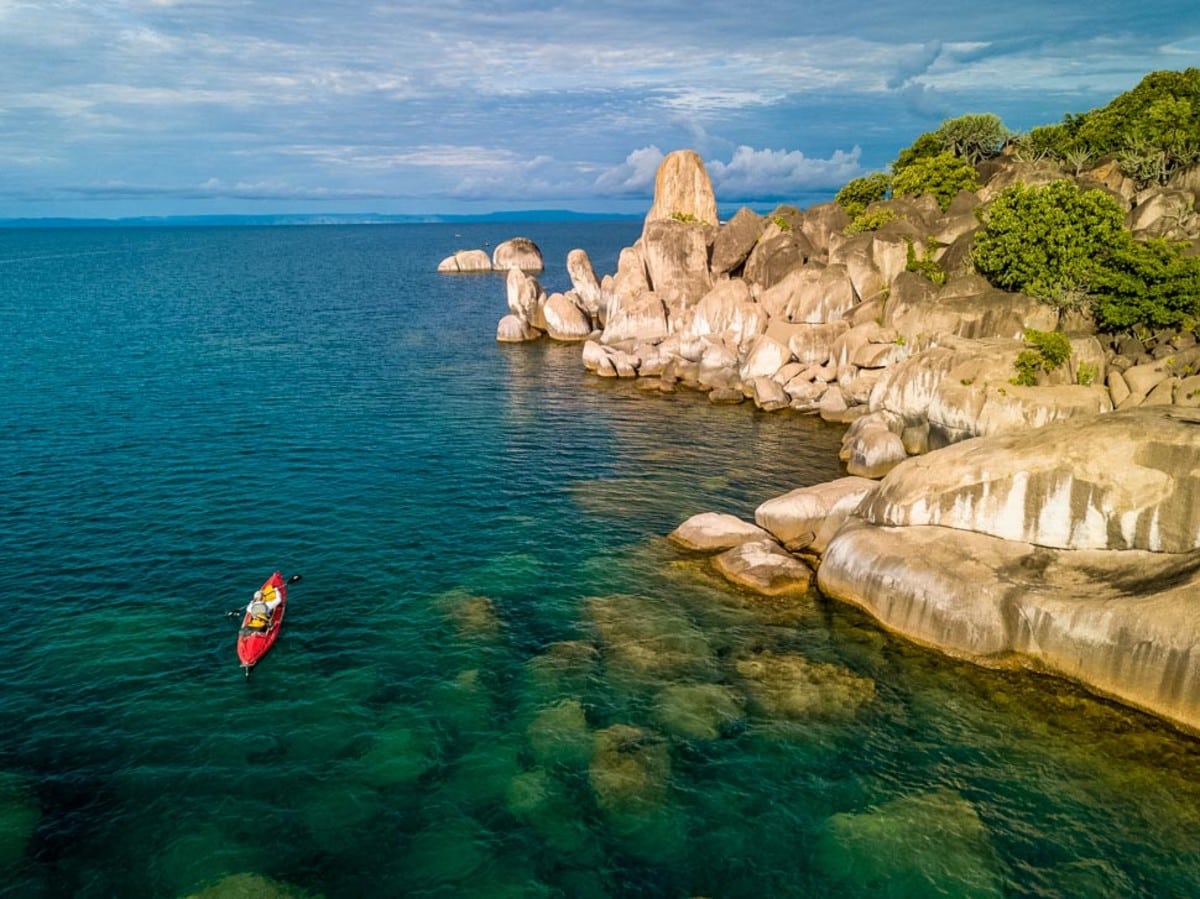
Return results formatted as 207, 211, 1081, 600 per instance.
461, 148, 1200, 734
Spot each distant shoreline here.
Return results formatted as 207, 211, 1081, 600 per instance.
0, 210, 648, 229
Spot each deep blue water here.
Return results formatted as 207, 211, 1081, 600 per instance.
2, 223, 1200, 898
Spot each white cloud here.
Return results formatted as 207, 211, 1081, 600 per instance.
594, 147, 665, 195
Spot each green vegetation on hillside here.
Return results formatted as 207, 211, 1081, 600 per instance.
973, 180, 1200, 331
1013, 68, 1200, 186
828, 69, 1200, 335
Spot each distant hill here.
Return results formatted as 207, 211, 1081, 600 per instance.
0, 210, 644, 229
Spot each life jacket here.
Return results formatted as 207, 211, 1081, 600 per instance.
246, 600, 271, 630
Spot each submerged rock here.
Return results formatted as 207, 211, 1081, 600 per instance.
734, 650, 875, 719
816, 788, 1005, 896
653, 683, 746, 741
589, 724, 671, 813
527, 698, 592, 769
586, 594, 716, 681
0, 773, 38, 871
184, 872, 310, 899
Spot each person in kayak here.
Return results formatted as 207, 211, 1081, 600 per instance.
245, 583, 282, 631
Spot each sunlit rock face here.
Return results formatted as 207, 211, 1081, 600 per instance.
818, 406, 1200, 732
859, 407, 1200, 553
491, 237, 545, 273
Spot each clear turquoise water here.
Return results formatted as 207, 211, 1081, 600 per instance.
2, 224, 1200, 898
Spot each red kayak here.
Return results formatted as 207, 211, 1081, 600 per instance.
236, 572, 301, 676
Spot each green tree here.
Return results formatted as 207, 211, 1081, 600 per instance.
892, 131, 943, 175
972, 180, 1128, 302
936, 114, 1012, 164
891, 152, 979, 211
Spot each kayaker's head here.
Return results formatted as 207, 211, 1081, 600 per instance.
253, 590, 263, 601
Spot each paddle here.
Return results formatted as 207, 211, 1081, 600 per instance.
226, 573, 303, 618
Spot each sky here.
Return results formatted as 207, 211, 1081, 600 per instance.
1, 0, 1198, 219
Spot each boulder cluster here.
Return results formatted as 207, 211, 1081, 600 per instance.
488, 148, 1200, 734
437, 237, 545, 275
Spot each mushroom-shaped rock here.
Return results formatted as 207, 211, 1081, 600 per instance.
492, 237, 544, 272
669, 512, 772, 552
712, 538, 814, 596
437, 249, 493, 273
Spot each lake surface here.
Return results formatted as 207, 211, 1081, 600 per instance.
2, 223, 1199, 898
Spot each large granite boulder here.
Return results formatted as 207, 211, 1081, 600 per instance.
711, 207, 765, 276
668, 512, 772, 552
643, 148, 720, 230
743, 228, 816, 289
437, 249, 493, 273
817, 407, 1200, 732
755, 476, 879, 553
891, 274, 1058, 348
758, 264, 857, 324
601, 291, 669, 346
859, 406, 1200, 551
641, 219, 714, 309
492, 237, 544, 272
868, 334, 1111, 449
681, 279, 765, 346
542, 293, 593, 341
566, 248, 604, 318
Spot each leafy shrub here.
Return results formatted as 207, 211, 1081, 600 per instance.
670, 211, 700, 223
892, 152, 979, 211
836, 173, 892, 218
1077, 361, 1099, 386
844, 207, 897, 235
972, 180, 1128, 302
905, 238, 946, 286
1090, 238, 1200, 331
1012, 328, 1072, 386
